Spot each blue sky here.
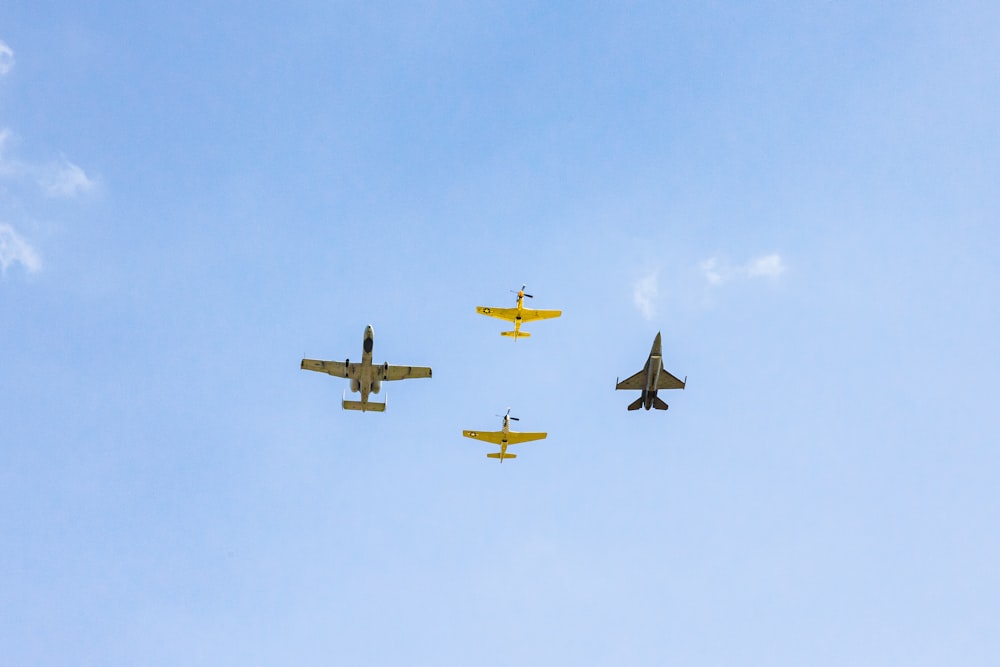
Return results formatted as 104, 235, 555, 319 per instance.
2, 2, 998, 664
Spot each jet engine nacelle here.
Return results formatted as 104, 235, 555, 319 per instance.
350, 378, 360, 393
372, 379, 381, 394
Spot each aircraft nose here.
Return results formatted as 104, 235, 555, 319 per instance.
365, 325, 374, 336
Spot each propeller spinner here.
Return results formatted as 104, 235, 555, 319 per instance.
497, 408, 520, 422
510, 284, 534, 300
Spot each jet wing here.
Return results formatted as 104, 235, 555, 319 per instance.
301, 358, 356, 379
476, 306, 518, 322
380, 364, 433, 381
519, 309, 561, 322
463, 430, 505, 445
657, 369, 686, 390
505, 431, 547, 444
616, 369, 645, 390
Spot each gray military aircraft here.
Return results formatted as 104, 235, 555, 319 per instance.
300, 325, 432, 412
615, 331, 686, 411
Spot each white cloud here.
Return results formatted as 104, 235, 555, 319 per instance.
0, 223, 42, 274
0, 47, 95, 276
0, 132, 98, 198
746, 253, 787, 279
701, 253, 788, 286
699, 257, 724, 286
40, 158, 97, 197
0, 41, 13, 76
632, 270, 659, 320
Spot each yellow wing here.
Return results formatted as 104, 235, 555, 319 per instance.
519, 309, 561, 322
505, 431, 547, 444
476, 306, 518, 322
463, 429, 504, 444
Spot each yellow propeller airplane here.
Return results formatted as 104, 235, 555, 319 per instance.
462, 409, 547, 462
475, 285, 561, 340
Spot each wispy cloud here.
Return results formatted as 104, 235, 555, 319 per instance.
746, 253, 787, 279
0, 128, 97, 276
0, 131, 98, 198
0, 41, 13, 76
700, 257, 725, 286
0, 47, 81, 277
39, 157, 97, 197
632, 270, 659, 320
0, 223, 41, 274
700, 253, 787, 286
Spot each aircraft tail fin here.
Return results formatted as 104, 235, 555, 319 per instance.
500, 330, 530, 338
652, 395, 669, 410
627, 396, 644, 411
487, 452, 516, 460
342, 399, 386, 412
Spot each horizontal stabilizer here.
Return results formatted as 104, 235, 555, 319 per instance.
627, 396, 644, 411
487, 452, 516, 459
652, 395, 669, 410
342, 399, 385, 412
501, 330, 530, 338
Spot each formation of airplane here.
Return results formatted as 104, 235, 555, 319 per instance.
475, 285, 561, 340
300, 286, 687, 460
615, 331, 686, 411
462, 409, 547, 462
300, 325, 432, 412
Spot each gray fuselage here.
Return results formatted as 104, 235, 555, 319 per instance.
354, 324, 378, 404
639, 332, 664, 410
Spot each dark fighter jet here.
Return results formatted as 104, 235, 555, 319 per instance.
615, 332, 686, 411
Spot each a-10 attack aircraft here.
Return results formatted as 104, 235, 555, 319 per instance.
462, 409, 547, 462
475, 285, 561, 340
615, 331, 686, 411
300, 325, 432, 412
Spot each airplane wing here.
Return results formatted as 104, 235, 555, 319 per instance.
463, 430, 505, 445
476, 306, 518, 322
301, 358, 357, 379
519, 309, 561, 322
380, 364, 433, 381
615, 369, 645, 390
505, 431, 547, 444
657, 369, 686, 390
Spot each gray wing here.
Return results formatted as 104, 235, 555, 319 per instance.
301, 358, 356, 378
615, 369, 645, 390
380, 364, 433, 381
657, 369, 686, 390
